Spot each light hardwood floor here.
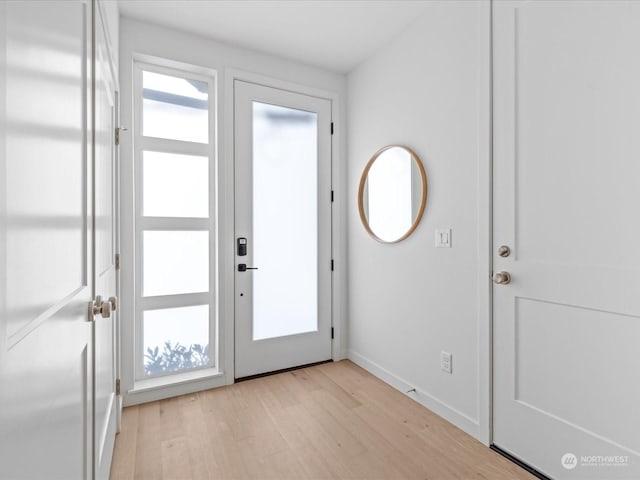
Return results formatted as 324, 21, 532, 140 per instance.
110, 360, 534, 480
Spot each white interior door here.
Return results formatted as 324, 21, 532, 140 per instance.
234, 80, 332, 379
493, 2, 640, 479
0, 1, 94, 478
93, 3, 118, 478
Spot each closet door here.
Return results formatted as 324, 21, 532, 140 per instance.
0, 1, 94, 478
493, 1, 640, 478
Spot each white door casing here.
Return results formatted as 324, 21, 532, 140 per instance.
493, 1, 640, 479
93, 2, 119, 478
0, 1, 94, 478
234, 80, 332, 378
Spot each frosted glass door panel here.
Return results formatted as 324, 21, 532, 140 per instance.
143, 231, 209, 296
142, 70, 208, 143
143, 305, 210, 376
143, 151, 208, 218
252, 102, 318, 340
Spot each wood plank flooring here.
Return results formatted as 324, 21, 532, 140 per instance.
110, 360, 534, 480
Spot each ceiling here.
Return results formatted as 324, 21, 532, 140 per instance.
118, 1, 430, 73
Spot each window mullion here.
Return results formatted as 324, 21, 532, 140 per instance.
139, 136, 209, 157
139, 292, 210, 311
137, 217, 210, 231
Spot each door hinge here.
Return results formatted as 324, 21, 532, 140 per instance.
330, 122, 334, 135
331, 190, 334, 202
115, 378, 121, 396
331, 327, 334, 339
115, 253, 120, 271
115, 126, 128, 146
331, 259, 334, 271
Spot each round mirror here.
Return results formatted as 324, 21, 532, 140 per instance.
358, 145, 427, 243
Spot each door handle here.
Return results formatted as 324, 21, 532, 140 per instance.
494, 271, 511, 285
238, 264, 259, 272
91, 296, 112, 318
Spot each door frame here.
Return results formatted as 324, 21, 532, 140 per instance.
480, 0, 493, 446
114, 90, 122, 430
223, 68, 347, 381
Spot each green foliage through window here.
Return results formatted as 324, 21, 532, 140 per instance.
144, 341, 209, 376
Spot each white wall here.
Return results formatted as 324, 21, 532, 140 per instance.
347, 1, 491, 442
119, 17, 348, 405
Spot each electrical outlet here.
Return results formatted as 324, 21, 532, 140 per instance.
441, 351, 452, 374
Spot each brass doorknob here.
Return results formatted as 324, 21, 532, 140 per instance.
494, 271, 511, 285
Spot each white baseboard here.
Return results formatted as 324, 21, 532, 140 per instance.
348, 349, 483, 442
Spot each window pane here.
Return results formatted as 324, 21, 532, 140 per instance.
143, 231, 209, 296
252, 102, 318, 340
143, 151, 208, 218
143, 305, 209, 376
142, 70, 209, 143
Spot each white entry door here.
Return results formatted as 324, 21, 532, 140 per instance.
0, 1, 94, 478
234, 81, 332, 379
493, 2, 640, 479
93, 3, 118, 479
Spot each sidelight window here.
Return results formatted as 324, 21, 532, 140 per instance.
133, 62, 216, 379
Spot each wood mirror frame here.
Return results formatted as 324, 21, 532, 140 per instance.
357, 145, 428, 243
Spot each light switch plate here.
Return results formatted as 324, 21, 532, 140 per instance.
435, 228, 452, 248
